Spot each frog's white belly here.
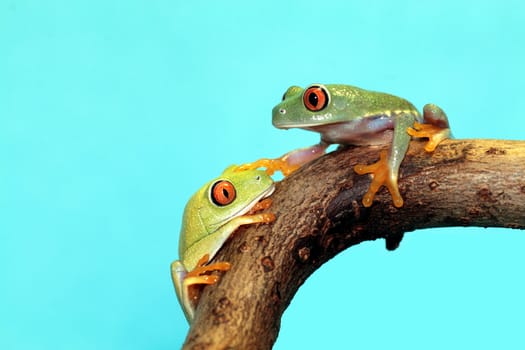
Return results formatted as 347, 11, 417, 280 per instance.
306, 116, 395, 146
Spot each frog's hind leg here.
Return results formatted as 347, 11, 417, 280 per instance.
172, 254, 231, 322
178, 211, 275, 322
354, 113, 413, 208
183, 254, 232, 308
355, 150, 404, 207
407, 103, 451, 152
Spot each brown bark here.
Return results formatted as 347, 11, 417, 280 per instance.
182, 139, 525, 349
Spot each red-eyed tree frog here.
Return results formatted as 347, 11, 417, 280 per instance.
239, 84, 451, 208
171, 165, 275, 323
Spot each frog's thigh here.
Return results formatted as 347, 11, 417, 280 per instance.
171, 260, 194, 322
422, 103, 449, 128
171, 260, 187, 305
411, 104, 451, 152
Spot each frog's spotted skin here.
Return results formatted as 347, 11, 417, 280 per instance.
171, 166, 275, 323
241, 84, 450, 208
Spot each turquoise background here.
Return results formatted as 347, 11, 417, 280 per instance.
2, 1, 525, 349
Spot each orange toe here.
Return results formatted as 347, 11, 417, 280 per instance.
248, 198, 273, 213
185, 254, 231, 279
354, 150, 403, 208
235, 158, 300, 176
407, 122, 450, 152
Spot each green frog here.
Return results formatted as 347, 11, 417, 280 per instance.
240, 83, 450, 208
171, 166, 275, 322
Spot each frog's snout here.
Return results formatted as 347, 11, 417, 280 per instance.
272, 105, 290, 129
272, 104, 286, 117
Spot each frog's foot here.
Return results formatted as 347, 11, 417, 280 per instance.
185, 254, 231, 281
354, 150, 404, 208
247, 197, 273, 214
179, 254, 232, 319
407, 122, 451, 152
235, 143, 328, 177
235, 157, 299, 176
407, 103, 451, 152
222, 211, 275, 244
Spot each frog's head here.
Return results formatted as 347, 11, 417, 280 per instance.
200, 166, 274, 232
272, 84, 362, 129
179, 166, 274, 260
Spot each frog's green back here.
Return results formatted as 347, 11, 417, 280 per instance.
178, 187, 207, 259
331, 84, 417, 116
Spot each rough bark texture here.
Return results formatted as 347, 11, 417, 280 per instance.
182, 139, 525, 350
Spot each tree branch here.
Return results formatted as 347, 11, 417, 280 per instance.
182, 139, 525, 349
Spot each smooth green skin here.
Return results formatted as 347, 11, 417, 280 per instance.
274, 84, 419, 130
171, 165, 274, 323
272, 83, 449, 206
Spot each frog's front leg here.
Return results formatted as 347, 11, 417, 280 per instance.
354, 113, 413, 208
236, 142, 329, 176
407, 103, 451, 152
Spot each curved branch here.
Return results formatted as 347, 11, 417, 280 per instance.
182, 139, 525, 349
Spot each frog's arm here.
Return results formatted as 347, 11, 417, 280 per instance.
172, 211, 275, 323
236, 142, 329, 176
355, 113, 414, 208
408, 103, 451, 152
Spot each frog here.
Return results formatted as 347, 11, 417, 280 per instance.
171, 165, 275, 323
238, 83, 450, 208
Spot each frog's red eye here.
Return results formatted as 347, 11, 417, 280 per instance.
211, 180, 236, 206
303, 85, 329, 111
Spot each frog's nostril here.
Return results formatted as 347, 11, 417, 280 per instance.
255, 175, 261, 181
279, 108, 286, 114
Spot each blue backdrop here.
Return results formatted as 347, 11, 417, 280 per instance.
2, 1, 525, 349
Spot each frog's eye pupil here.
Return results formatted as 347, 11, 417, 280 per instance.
303, 86, 329, 111
211, 180, 236, 206
308, 93, 318, 106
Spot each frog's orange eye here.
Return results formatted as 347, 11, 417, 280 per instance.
303, 85, 329, 111
211, 180, 236, 206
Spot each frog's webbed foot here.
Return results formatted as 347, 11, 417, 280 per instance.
235, 143, 329, 177
407, 122, 450, 152
407, 103, 451, 152
172, 254, 232, 323
235, 157, 299, 176
247, 197, 273, 214
185, 254, 231, 281
354, 150, 404, 208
